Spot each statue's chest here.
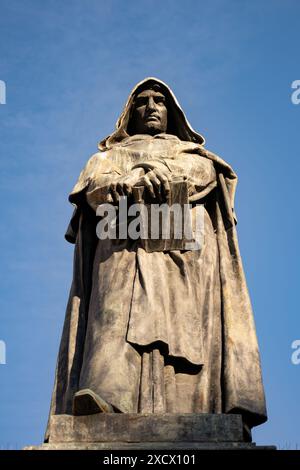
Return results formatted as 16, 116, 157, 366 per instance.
106, 139, 182, 173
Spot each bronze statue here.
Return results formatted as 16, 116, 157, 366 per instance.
46, 78, 267, 442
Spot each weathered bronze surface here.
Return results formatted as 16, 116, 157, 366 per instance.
45, 78, 267, 444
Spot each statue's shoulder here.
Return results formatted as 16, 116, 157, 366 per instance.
82, 151, 111, 172
179, 141, 215, 164
200, 147, 236, 178
86, 151, 108, 164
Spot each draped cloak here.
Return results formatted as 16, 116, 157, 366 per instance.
45, 78, 267, 441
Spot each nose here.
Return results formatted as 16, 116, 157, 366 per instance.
146, 96, 156, 112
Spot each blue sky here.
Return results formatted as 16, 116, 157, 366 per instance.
0, 0, 299, 449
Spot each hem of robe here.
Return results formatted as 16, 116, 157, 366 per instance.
127, 339, 204, 368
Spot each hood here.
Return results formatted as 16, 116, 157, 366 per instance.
98, 77, 205, 151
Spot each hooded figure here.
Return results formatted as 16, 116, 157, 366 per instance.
45, 78, 267, 442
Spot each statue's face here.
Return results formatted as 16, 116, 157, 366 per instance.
131, 88, 168, 135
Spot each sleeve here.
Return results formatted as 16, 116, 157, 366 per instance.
65, 152, 123, 242
131, 147, 217, 203
69, 152, 123, 212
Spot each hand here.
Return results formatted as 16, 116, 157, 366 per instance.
108, 168, 145, 203
134, 168, 171, 201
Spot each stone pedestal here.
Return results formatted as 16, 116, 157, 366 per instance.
24, 413, 275, 450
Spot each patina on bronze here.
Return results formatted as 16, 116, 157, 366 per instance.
45, 78, 267, 443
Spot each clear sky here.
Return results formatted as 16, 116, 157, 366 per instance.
0, 0, 299, 449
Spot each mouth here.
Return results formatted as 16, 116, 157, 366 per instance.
145, 115, 160, 122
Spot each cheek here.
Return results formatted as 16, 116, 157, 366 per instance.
161, 107, 168, 123
135, 107, 146, 120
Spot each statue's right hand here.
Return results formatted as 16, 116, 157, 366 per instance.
108, 168, 145, 203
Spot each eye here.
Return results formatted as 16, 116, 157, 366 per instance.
154, 97, 165, 105
135, 97, 147, 108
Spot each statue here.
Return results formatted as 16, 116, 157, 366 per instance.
45, 78, 267, 443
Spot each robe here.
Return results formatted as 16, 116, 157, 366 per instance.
45, 132, 267, 440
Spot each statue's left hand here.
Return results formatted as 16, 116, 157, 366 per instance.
134, 168, 172, 202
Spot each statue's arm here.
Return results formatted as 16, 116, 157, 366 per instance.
131, 149, 217, 202
81, 153, 146, 210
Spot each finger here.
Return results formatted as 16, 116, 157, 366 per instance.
109, 183, 119, 203
116, 182, 125, 196
123, 183, 132, 196
153, 171, 170, 199
142, 175, 155, 198
153, 168, 172, 181
163, 178, 171, 197
147, 172, 162, 201
148, 173, 161, 190
106, 193, 114, 204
